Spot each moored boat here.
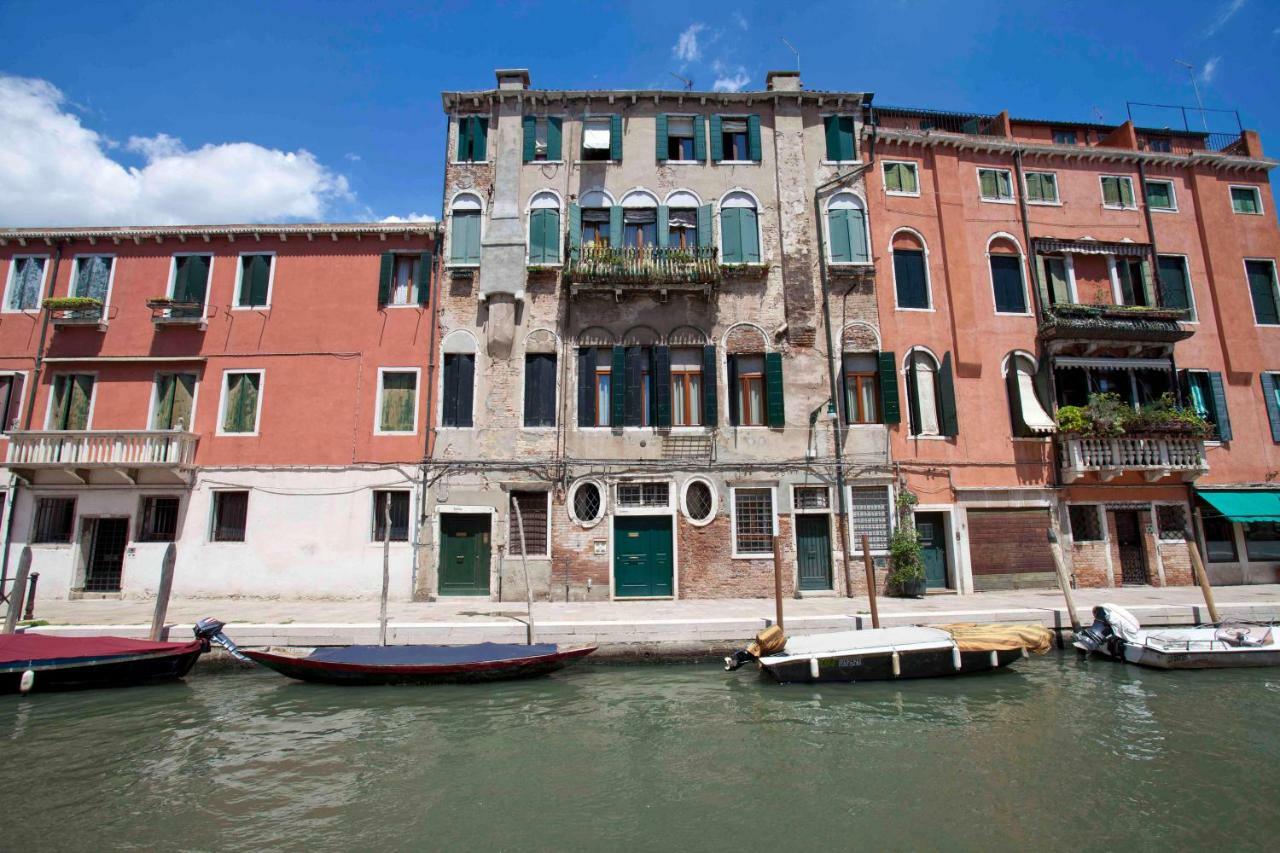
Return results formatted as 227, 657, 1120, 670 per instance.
1073, 604, 1280, 669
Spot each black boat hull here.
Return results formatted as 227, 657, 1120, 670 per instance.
0, 647, 203, 695
244, 645, 596, 685
761, 647, 1024, 684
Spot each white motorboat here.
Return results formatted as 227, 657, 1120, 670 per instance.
1073, 604, 1280, 670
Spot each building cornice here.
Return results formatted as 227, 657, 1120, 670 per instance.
442, 89, 873, 112
0, 221, 439, 247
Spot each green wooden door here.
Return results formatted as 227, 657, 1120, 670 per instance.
916, 511, 948, 589
439, 514, 491, 596
795, 514, 833, 590
613, 516, 673, 597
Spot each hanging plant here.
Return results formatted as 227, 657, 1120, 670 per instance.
43, 296, 103, 312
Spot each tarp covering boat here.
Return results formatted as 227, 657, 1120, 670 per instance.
307, 643, 560, 666
938, 623, 1054, 655
0, 633, 202, 667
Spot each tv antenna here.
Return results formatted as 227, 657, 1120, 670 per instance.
781, 37, 800, 74
669, 72, 693, 91
1174, 59, 1210, 131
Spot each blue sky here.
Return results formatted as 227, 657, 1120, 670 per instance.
0, 0, 1276, 226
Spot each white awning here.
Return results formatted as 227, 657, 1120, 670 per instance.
1015, 362, 1056, 434
1055, 356, 1172, 370
583, 125, 611, 150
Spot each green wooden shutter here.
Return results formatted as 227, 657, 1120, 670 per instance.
546, 117, 562, 161
709, 115, 723, 162
1026, 172, 1043, 202
824, 116, 840, 161
522, 115, 537, 162
701, 345, 718, 427
378, 252, 394, 305
456, 117, 470, 161
624, 346, 643, 427
418, 252, 433, 306
179, 255, 209, 311
608, 206, 623, 248
1262, 373, 1280, 442
1157, 256, 1189, 313
656, 206, 670, 249
655, 113, 668, 162
380, 372, 417, 431
244, 255, 271, 306
1146, 181, 1170, 209
1120, 178, 1134, 207
653, 346, 672, 428
848, 207, 868, 263
885, 163, 903, 193
828, 209, 851, 263
153, 373, 175, 430
528, 210, 546, 263
720, 208, 742, 263
1102, 177, 1120, 206
764, 351, 785, 428
692, 115, 706, 161
980, 170, 997, 199
609, 114, 623, 161
610, 346, 626, 428
840, 116, 855, 160
1247, 260, 1279, 325
1207, 371, 1232, 441
726, 354, 739, 426
696, 204, 712, 249
938, 353, 958, 437
740, 209, 760, 263
747, 114, 762, 162
568, 203, 582, 257
877, 351, 900, 424
456, 354, 475, 428
577, 348, 594, 428
474, 117, 488, 161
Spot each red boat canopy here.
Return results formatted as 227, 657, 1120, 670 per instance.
0, 633, 200, 666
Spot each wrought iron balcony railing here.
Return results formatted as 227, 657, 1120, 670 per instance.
566, 245, 720, 287
1058, 435, 1207, 483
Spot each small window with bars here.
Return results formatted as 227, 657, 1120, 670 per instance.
1156, 505, 1188, 540
139, 497, 180, 542
1068, 504, 1103, 542
211, 491, 249, 542
617, 482, 670, 509
32, 497, 75, 543
572, 481, 604, 525
849, 487, 891, 552
683, 479, 715, 523
793, 486, 830, 511
509, 490, 549, 556
372, 490, 410, 542
733, 488, 774, 555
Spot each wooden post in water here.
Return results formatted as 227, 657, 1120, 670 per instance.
771, 534, 785, 633
861, 535, 880, 629
512, 496, 536, 645
1047, 529, 1081, 633
149, 543, 177, 641
379, 495, 391, 647
2, 547, 31, 634
1185, 526, 1221, 624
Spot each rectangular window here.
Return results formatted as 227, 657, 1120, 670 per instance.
1068, 505, 1103, 542
151, 372, 196, 430
1042, 255, 1073, 306
1024, 171, 1058, 204
523, 115, 563, 162
733, 487, 774, 555
731, 354, 765, 426
211, 491, 249, 542
236, 254, 273, 308
1231, 186, 1262, 215
977, 168, 1014, 202
0, 373, 23, 433
667, 208, 699, 249
794, 486, 830, 510
71, 255, 113, 303
377, 370, 418, 433
219, 371, 261, 434
593, 348, 612, 426
624, 208, 658, 248
1156, 505, 1187, 541
441, 353, 475, 428
1115, 257, 1152, 307
32, 497, 75, 543
169, 254, 211, 315
882, 161, 918, 195
1184, 370, 1228, 439
581, 116, 613, 161
1101, 176, 1136, 209
450, 213, 482, 265
5, 256, 46, 311
843, 354, 880, 424
528, 208, 561, 264
1201, 507, 1237, 563
1145, 136, 1172, 153
670, 348, 703, 427
894, 249, 930, 309
849, 487, 891, 552
372, 490, 410, 542
456, 115, 488, 162
617, 482, 669, 509
384, 255, 421, 305
823, 115, 856, 162
508, 490, 549, 556
581, 208, 611, 247
1156, 255, 1193, 318
138, 497, 180, 542
667, 115, 696, 161
47, 374, 94, 430
719, 206, 761, 264
990, 255, 1027, 314
720, 117, 750, 161
1244, 522, 1280, 561
1247, 260, 1280, 326
523, 353, 557, 428
1145, 180, 1176, 211
1052, 128, 1077, 145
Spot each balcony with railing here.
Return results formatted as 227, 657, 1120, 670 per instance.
5, 430, 199, 485
873, 106, 1003, 136
45, 298, 107, 331
1039, 303, 1193, 346
565, 245, 720, 296
147, 298, 210, 330
1058, 435, 1207, 483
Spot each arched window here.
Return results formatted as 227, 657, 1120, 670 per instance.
665, 190, 703, 249
578, 189, 613, 247
719, 191, 760, 264
988, 235, 1028, 314
523, 329, 558, 428
620, 190, 659, 248
827, 193, 870, 264
528, 192, 561, 265
1004, 353, 1055, 437
449, 193, 483, 265
904, 349, 957, 437
892, 229, 930, 310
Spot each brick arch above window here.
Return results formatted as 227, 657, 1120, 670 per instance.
622, 325, 661, 346
668, 325, 709, 347
525, 328, 558, 354
841, 321, 880, 352
442, 329, 477, 354
890, 228, 926, 252
724, 322, 768, 354
577, 326, 615, 346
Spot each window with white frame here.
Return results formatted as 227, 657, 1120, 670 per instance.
372, 490, 411, 542
236, 254, 274, 308
666, 115, 697, 161
989, 239, 1027, 314
848, 487, 890, 551
219, 371, 262, 434
1145, 180, 1176, 212
0, 372, 24, 432
384, 255, 425, 306
793, 486, 830, 510
211, 491, 249, 542
168, 254, 212, 316
570, 480, 604, 526
508, 490, 549, 556
1101, 175, 1136, 209
733, 487, 774, 555
377, 369, 419, 434
5, 256, 46, 311
882, 160, 919, 196
826, 193, 870, 264
617, 481, 670, 509
581, 116, 614, 162
1023, 171, 1058, 204
449, 194, 483, 265
978, 168, 1014, 202
1231, 185, 1262, 215
47, 373, 94, 430
151, 372, 196, 430
905, 351, 941, 437
682, 478, 716, 524
719, 192, 761, 264
528, 192, 561, 265
70, 255, 113, 315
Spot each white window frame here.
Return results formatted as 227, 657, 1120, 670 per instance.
1245, 257, 1280, 328
382, 251, 427, 309
0, 370, 26, 433
446, 191, 486, 269
165, 252, 215, 321
208, 489, 250, 544
1229, 184, 1264, 216
714, 114, 757, 165
526, 115, 566, 165
145, 370, 200, 432
717, 188, 765, 266
215, 368, 265, 437
823, 191, 872, 267
790, 483, 832, 514
1022, 170, 1060, 206
1144, 179, 1178, 213
1039, 252, 1079, 305
1153, 501, 1191, 542
1066, 503, 1107, 544
507, 488, 551, 557
1099, 175, 1137, 210
525, 190, 564, 267
369, 489, 414, 544
820, 113, 860, 165
567, 478, 607, 528
68, 253, 118, 318
1156, 253, 1197, 323
846, 483, 894, 556
373, 367, 421, 436
3, 254, 49, 314
730, 483, 778, 559
44, 371, 98, 431
680, 476, 718, 527
987, 233, 1032, 317
613, 479, 675, 516
881, 159, 920, 197
232, 251, 277, 310
519, 334, 560, 432
438, 330, 478, 430
662, 113, 701, 165
889, 228, 934, 312
976, 168, 1015, 204
452, 114, 489, 165
903, 348, 945, 439
577, 115, 619, 165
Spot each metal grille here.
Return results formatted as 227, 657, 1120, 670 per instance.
617, 482, 669, 508
139, 497, 180, 542
734, 488, 773, 554
1114, 511, 1149, 585
849, 487, 890, 551
32, 497, 75, 543
685, 481, 713, 521
1068, 505, 1103, 542
372, 491, 410, 542
572, 482, 602, 523
794, 486, 829, 510
1156, 505, 1187, 540
84, 518, 127, 592
212, 491, 249, 542
509, 490, 549, 556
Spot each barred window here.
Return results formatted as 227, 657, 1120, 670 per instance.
1156, 505, 1187, 540
139, 497, 180, 542
849, 487, 890, 551
684, 480, 714, 522
32, 497, 75, 543
509, 490, 549, 557
1068, 504, 1103, 542
372, 490, 410, 542
733, 488, 774, 555
571, 481, 603, 525
617, 482, 669, 508
794, 486, 830, 510
211, 491, 249, 542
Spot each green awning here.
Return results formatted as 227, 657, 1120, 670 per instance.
1197, 490, 1280, 522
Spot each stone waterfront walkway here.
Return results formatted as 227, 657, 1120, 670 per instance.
15, 585, 1280, 654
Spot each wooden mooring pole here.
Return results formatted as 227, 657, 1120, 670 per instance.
379, 496, 391, 647
2, 547, 31, 634
861, 535, 880, 629
1185, 526, 1221, 624
1047, 529, 1081, 633
513, 496, 535, 645
148, 543, 177, 641
771, 534, 785, 633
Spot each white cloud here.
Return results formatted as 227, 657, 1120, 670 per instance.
732, 13, 748, 30
0, 74, 353, 227
1206, 0, 1246, 36
673, 23, 706, 64
379, 212, 435, 223
712, 66, 751, 93
1200, 57, 1220, 83
344, 152, 362, 163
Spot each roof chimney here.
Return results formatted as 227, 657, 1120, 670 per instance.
766, 70, 801, 92
496, 68, 530, 90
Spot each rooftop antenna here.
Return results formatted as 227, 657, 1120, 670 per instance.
1174, 59, 1211, 131
781, 37, 800, 74
669, 71, 693, 91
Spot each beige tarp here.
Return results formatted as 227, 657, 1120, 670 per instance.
939, 623, 1054, 655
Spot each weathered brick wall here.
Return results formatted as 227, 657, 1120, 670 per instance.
548, 494, 611, 601
1157, 540, 1194, 586
678, 514, 797, 599
1069, 541, 1112, 588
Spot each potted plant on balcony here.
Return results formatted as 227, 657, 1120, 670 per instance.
1055, 392, 1212, 438
43, 296, 103, 313
720, 260, 771, 279
888, 490, 927, 598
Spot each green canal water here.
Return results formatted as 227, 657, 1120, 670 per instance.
3, 653, 1278, 852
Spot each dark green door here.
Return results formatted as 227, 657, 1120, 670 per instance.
439, 514, 491, 596
796, 514, 833, 590
916, 511, 948, 589
614, 516, 673, 597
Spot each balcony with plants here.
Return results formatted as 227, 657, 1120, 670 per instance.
44, 296, 107, 330
565, 244, 720, 296
1038, 302, 1192, 346
1055, 392, 1210, 483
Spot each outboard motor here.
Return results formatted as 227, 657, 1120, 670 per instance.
1072, 605, 1130, 659
194, 617, 252, 663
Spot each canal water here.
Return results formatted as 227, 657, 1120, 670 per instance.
3, 653, 1277, 851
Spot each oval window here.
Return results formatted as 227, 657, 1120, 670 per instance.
572, 481, 603, 525
684, 480, 714, 523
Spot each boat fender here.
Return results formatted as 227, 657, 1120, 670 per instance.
952, 647, 962, 671
989, 650, 998, 668
19, 670, 34, 694
808, 658, 820, 680
891, 651, 900, 677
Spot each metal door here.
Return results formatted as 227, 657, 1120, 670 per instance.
439, 514, 491, 596
84, 517, 128, 592
1114, 510, 1149, 585
795, 514, 833, 590
916, 512, 948, 589
613, 516, 673, 597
